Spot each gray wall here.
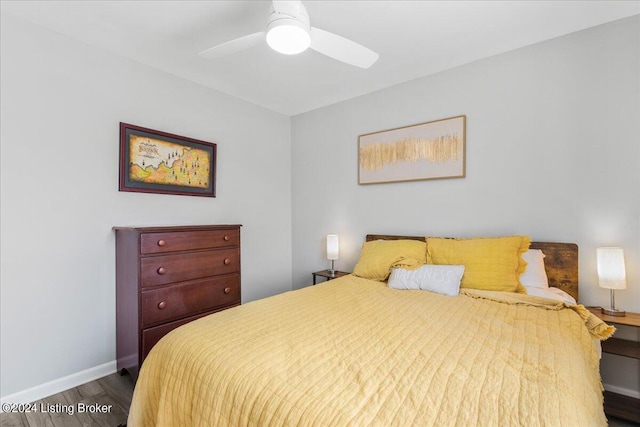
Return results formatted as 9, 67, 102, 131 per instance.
291, 16, 639, 395
0, 13, 292, 397
2, 8, 638, 402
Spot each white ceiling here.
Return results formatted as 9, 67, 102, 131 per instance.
2, 1, 638, 116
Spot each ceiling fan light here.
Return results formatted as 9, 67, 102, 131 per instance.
266, 20, 310, 55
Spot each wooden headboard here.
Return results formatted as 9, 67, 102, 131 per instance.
366, 235, 579, 301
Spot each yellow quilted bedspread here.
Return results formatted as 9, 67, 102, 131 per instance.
128, 275, 613, 426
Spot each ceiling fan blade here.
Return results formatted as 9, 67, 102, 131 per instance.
272, 0, 302, 17
199, 32, 265, 59
310, 27, 379, 69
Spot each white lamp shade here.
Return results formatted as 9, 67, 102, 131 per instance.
597, 247, 626, 290
327, 235, 339, 260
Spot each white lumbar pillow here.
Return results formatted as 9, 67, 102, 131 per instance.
388, 264, 465, 296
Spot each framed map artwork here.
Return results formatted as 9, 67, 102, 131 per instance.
119, 123, 216, 197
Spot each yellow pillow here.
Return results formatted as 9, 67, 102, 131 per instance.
353, 240, 427, 281
426, 236, 531, 293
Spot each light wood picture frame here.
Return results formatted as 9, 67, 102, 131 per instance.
358, 115, 466, 185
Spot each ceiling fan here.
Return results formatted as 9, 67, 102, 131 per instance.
199, 0, 379, 69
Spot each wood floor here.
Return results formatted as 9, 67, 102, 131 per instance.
0, 373, 133, 427
1, 372, 638, 426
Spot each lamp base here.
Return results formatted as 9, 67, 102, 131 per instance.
328, 259, 336, 277
601, 307, 626, 317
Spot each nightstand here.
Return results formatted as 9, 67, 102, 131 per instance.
588, 307, 640, 423
312, 270, 350, 285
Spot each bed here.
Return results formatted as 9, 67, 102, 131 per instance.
127, 235, 613, 426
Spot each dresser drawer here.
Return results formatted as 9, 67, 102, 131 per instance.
141, 275, 240, 327
141, 248, 239, 287
141, 310, 219, 361
141, 229, 239, 254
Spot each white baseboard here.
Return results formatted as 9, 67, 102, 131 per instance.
604, 383, 640, 399
0, 360, 117, 406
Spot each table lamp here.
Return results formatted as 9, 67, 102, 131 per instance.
327, 235, 339, 277
597, 247, 626, 317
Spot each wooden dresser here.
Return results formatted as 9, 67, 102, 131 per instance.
114, 224, 241, 379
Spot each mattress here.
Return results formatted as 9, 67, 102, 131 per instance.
128, 275, 613, 426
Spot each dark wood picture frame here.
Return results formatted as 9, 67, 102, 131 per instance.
119, 123, 216, 197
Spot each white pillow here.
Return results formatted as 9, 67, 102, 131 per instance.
388, 264, 465, 296
525, 287, 577, 305
520, 249, 549, 290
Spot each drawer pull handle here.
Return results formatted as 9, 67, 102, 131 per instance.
158, 301, 166, 309
157, 267, 167, 275
224, 258, 231, 265
157, 239, 166, 247
224, 287, 231, 294
223, 235, 230, 241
